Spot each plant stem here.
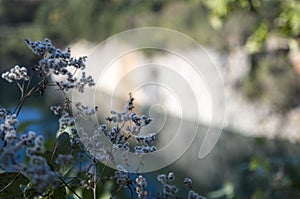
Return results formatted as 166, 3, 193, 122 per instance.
93, 159, 98, 199
0, 172, 21, 193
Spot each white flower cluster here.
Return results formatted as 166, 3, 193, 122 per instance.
1, 65, 29, 83
105, 93, 157, 155
55, 154, 73, 165
59, 113, 75, 130
50, 105, 65, 115
0, 114, 18, 142
0, 130, 36, 170
135, 133, 156, 145
188, 190, 206, 199
59, 72, 95, 93
125, 92, 135, 112
135, 175, 149, 199
25, 38, 57, 57
113, 141, 130, 152
16, 131, 36, 150
184, 177, 193, 189
106, 94, 152, 134
26, 156, 59, 193
134, 145, 157, 154
50, 102, 77, 130
26, 38, 71, 75
75, 102, 97, 117
157, 172, 179, 198
50, 99, 71, 116
156, 173, 206, 199
25, 38, 95, 93
0, 104, 67, 194
0, 108, 6, 119
69, 56, 86, 70
106, 110, 131, 123
107, 126, 122, 143
78, 126, 109, 162
114, 165, 129, 186
134, 133, 157, 154
0, 126, 59, 193
76, 72, 95, 93
0, 105, 70, 192
26, 134, 43, 156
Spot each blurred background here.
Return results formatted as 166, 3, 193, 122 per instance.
1, 0, 300, 198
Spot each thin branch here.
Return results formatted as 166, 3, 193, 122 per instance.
93, 159, 97, 199
15, 96, 27, 117
25, 67, 34, 94
21, 80, 25, 99
110, 178, 129, 198
50, 142, 58, 164
0, 172, 21, 193
16, 82, 23, 96
98, 158, 109, 185
58, 176, 82, 199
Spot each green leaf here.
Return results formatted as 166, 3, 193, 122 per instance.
56, 132, 71, 155
24, 183, 67, 199
42, 150, 54, 165
249, 157, 270, 172
100, 181, 113, 199
207, 182, 234, 199
245, 22, 269, 53
42, 132, 72, 174
43, 186, 67, 199
0, 172, 30, 198
24, 183, 38, 199
52, 186, 67, 199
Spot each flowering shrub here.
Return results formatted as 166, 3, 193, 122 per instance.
0, 38, 205, 199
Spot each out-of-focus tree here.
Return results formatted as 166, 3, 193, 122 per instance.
199, 0, 300, 111
199, 0, 300, 52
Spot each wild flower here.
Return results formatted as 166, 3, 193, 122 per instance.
26, 155, 59, 192
188, 190, 206, 199
135, 145, 157, 154
0, 38, 205, 199
0, 38, 92, 195
135, 175, 149, 199
184, 177, 193, 189
25, 38, 56, 57
58, 112, 75, 130
0, 108, 6, 119
1, 65, 29, 83
157, 172, 206, 199
75, 101, 97, 117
